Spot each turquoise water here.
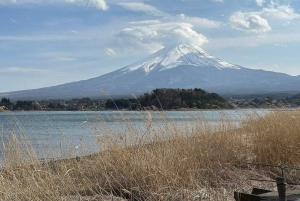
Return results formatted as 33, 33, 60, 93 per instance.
0, 110, 265, 160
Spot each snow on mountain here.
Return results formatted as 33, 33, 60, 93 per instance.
122, 44, 240, 74
2, 44, 300, 100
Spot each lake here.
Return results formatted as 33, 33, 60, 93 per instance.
0, 109, 266, 161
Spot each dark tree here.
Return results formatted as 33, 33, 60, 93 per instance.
105, 88, 229, 110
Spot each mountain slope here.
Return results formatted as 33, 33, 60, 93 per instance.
121, 44, 240, 74
2, 44, 300, 100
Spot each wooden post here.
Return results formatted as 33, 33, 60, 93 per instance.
276, 177, 287, 201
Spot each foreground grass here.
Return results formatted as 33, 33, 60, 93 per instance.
1, 109, 300, 200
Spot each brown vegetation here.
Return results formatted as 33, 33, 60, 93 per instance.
1, 109, 300, 200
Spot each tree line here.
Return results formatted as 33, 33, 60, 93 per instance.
0, 97, 105, 111
0, 88, 229, 111
105, 88, 229, 110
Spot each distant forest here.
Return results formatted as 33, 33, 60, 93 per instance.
0, 88, 228, 111
3, 88, 300, 111
105, 88, 229, 110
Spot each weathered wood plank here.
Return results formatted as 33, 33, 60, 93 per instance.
234, 192, 261, 201
251, 188, 273, 195
235, 190, 300, 201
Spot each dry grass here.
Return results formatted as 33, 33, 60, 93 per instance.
1, 109, 300, 200
243, 109, 300, 166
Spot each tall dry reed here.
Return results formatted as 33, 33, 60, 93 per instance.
1, 109, 300, 200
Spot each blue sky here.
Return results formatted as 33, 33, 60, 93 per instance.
0, 0, 300, 92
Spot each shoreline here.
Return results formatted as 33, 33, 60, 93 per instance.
0, 106, 297, 113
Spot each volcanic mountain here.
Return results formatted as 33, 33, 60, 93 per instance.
2, 44, 300, 100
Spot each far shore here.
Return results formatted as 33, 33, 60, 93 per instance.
1, 106, 298, 113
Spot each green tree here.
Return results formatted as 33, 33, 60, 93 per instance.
0, 97, 13, 108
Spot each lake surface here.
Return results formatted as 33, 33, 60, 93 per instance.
0, 109, 267, 161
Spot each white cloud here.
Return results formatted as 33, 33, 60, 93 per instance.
120, 2, 222, 29
65, 0, 109, 10
261, 5, 300, 20
256, 0, 265, 6
0, 0, 109, 10
229, 3, 300, 34
129, 20, 161, 25
111, 22, 208, 54
178, 14, 222, 28
172, 25, 208, 45
105, 48, 116, 56
119, 2, 165, 17
230, 11, 271, 33
211, 0, 223, 2
112, 2, 220, 54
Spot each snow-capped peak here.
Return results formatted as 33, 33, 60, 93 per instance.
122, 44, 240, 74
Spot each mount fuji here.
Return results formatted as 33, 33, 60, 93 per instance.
2, 44, 300, 100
